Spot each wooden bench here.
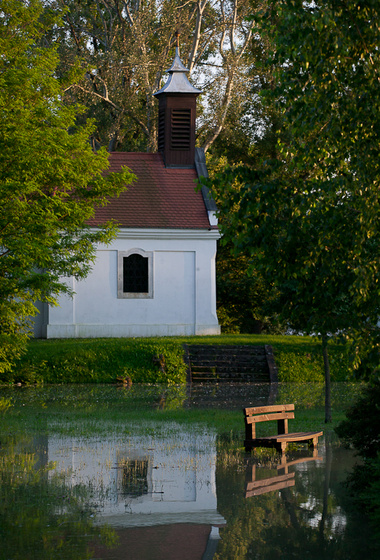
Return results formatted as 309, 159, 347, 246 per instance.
243, 404, 323, 453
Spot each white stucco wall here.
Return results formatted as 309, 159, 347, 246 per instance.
38, 228, 220, 338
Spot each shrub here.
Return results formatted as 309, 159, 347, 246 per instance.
275, 342, 352, 382
336, 379, 380, 459
336, 379, 380, 539
0, 397, 12, 415
5, 339, 187, 385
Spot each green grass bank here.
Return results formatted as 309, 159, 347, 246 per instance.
2, 334, 355, 385
0, 383, 361, 438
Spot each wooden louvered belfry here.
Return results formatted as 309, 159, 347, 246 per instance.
154, 34, 202, 168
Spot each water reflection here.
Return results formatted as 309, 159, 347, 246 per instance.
47, 427, 225, 529
1, 430, 377, 560
0, 434, 118, 560
1, 383, 377, 559
215, 437, 377, 560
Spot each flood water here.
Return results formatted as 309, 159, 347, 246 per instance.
0, 383, 377, 559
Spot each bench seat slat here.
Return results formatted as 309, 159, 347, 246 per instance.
246, 412, 295, 424
275, 431, 323, 442
246, 431, 322, 444
244, 404, 294, 416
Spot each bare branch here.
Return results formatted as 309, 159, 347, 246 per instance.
64, 83, 120, 111
230, 0, 238, 56
188, 0, 208, 74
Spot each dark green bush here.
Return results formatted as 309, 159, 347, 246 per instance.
336, 379, 380, 459
336, 379, 380, 539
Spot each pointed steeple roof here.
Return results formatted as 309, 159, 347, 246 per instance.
154, 36, 202, 96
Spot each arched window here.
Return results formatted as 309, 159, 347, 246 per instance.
123, 253, 148, 293
118, 249, 153, 299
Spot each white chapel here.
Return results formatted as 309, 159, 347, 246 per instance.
33, 47, 220, 338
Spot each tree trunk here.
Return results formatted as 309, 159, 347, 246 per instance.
322, 335, 332, 423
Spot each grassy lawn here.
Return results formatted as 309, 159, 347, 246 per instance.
2, 333, 354, 385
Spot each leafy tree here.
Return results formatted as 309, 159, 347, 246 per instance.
45, 0, 258, 153
0, 0, 135, 374
205, 14, 287, 334
208, 157, 282, 334
216, 241, 278, 333
208, 0, 380, 420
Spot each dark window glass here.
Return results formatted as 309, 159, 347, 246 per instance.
123, 254, 148, 293
119, 459, 149, 498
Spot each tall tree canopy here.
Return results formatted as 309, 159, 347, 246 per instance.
45, 0, 262, 153
0, 0, 135, 373
210, 0, 380, 419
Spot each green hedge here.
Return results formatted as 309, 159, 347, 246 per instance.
275, 343, 352, 382
5, 338, 187, 385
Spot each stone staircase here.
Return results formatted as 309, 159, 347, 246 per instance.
183, 344, 278, 384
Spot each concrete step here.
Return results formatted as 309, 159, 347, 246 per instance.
184, 344, 278, 384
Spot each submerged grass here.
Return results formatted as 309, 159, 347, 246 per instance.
5, 333, 354, 385
0, 383, 360, 445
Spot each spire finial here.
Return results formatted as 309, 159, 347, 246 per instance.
153, 30, 202, 97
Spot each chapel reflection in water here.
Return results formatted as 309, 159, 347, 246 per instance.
1, 426, 377, 560
46, 426, 226, 559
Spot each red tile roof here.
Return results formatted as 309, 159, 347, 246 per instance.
88, 152, 211, 229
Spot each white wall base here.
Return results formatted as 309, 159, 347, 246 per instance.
45, 323, 220, 339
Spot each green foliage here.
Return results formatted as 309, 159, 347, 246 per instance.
336, 379, 380, 460
347, 326, 380, 381
0, 1, 135, 373
276, 343, 352, 383
216, 243, 279, 334
336, 379, 380, 540
208, 0, 380, 419
207, 157, 283, 334
0, 396, 12, 415
276, 350, 324, 383
254, 0, 380, 340
360, 455, 380, 540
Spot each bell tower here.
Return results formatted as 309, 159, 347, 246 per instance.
154, 34, 202, 168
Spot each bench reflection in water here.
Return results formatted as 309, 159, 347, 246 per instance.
245, 449, 323, 498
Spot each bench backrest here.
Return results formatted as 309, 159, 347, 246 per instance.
243, 404, 295, 439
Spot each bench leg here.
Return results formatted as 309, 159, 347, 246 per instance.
311, 436, 319, 448
276, 441, 287, 453
245, 441, 253, 452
